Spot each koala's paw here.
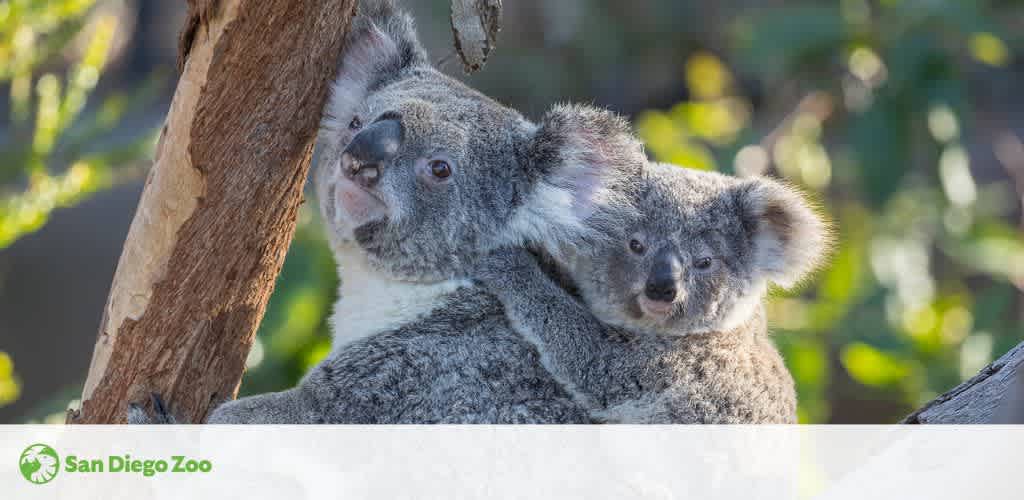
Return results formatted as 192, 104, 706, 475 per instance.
204, 399, 255, 424
127, 393, 178, 424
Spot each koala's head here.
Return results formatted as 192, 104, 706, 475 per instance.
565, 163, 830, 336
313, 3, 643, 282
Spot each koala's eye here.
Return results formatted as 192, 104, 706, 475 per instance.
694, 257, 714, 270
429, 159, 452, 179
629, 239, 645, 255
349, 116, 362, 130
417, 156, 456, 185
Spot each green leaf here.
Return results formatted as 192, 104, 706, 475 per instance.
841, 342, 913, 387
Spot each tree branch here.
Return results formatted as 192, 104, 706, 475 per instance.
450, 0, 502, 73
903, 341, 1024, 424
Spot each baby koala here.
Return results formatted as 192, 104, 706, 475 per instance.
475, 163, 829, 423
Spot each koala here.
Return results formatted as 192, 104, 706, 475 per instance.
472, 163, 830, 424
130, 0, 644, 424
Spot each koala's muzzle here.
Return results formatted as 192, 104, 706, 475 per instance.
341, 118, 403, 189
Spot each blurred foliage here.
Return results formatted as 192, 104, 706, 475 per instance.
0, 0, 158, 250
636, 0, 1024, 423
0, 351, 21, 407
6, 0, 1024, 424
0, 0, 160, 410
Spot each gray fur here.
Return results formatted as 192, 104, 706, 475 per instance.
131, 0, 642, 424
473, 164, 829, 423
208, 288, 589, 423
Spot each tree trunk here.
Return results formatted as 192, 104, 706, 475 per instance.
903, 340, 1024, 424
67, 0, 357, 424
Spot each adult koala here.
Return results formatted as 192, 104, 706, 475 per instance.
130, 0, 643, 423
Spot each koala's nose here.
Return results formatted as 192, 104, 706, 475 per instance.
341, 118, 403, 189
644, 279, 677, 303
644, 250, 681, 303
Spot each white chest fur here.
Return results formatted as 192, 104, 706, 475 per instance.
329, 246, 468, 349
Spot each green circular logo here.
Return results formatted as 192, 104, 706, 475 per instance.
19, 443, 59, 485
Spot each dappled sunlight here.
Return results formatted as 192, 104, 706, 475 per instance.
969, 32, 1010, 67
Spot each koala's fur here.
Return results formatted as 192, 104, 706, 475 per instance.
474, 164, 830, 423
130, 0, 645, 424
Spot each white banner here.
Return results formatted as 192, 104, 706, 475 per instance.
3, 425, 1020, 499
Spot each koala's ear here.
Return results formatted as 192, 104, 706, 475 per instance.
322, 3, 428, 131
735, 178, 831, 288
509, 104, 644, 253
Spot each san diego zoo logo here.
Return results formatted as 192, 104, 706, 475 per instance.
20, 443, 60, 485
18, 443, 213, 484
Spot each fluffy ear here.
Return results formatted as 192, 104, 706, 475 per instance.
321, 2, 428, 132
508, 104, 645, 256
735, 178, 831, 288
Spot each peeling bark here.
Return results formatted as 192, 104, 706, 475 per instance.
68, 0, 357, 424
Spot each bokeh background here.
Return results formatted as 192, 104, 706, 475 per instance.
2, 0, 1023, 424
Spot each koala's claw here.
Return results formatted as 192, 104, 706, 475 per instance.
150, 392, 170, 419
126, 392, 178, 424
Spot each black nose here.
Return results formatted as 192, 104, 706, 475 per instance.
644, 249, 680, 303
341, 118, 403, 188
644, 279, 677, 303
